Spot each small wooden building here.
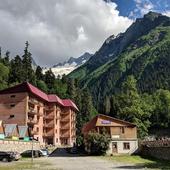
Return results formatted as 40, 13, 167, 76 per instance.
82, 114, 138, 154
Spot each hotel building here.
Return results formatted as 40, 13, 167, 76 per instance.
0, 82, 78, 146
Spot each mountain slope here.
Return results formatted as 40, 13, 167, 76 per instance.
68, 12, 170, 113
44, 52, 92, 77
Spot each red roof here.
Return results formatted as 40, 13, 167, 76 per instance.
0, 82, 78, 111
27, 83, 49, 101
62, 99, 79, 111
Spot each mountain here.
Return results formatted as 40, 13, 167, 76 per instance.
44, 52, 92, 77
31, 57, 37, 70
69, 12, 170, 113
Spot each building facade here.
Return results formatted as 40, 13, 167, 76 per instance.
0, 82, 78, 146
82, 114, 138, 154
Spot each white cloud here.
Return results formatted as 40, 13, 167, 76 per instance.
0, 0, 132, 66
163, 11, 170, 17
134, 0, 154, 15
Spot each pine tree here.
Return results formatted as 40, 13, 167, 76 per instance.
8, 55, 23, 83
35, 66, 44, 80
44, 69, 55, 91
22, 41, 36, 84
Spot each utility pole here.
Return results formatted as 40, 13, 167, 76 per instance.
31, 137, 34, 164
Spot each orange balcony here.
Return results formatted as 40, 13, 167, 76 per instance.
60, 133, 70, 138
60, 111, 69, 115
30, 130, 39, 135
45, 106, 55, 111
28, 109, 37, 115
60, 118, 70, 122
43, 122, 54, 128
43, 132, 54, 137
43, 115, 54, 120
60, 124, 70, 130
29, 98, 38, 105
27, 119, 38, 125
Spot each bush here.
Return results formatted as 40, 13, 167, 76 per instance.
85, 132, 111, 155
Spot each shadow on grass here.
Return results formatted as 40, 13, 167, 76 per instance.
116, 157, 170, 170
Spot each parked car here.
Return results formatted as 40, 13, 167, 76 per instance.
21, 150, 42, 158
39, 149, 49, 156
0, 151, 15, 162
8, 151, 21, 161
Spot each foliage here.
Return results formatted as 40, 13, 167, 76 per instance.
85, 132, 111, 155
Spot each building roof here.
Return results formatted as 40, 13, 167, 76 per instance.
18, 126, 28, 138
82, 114, 136, 134
0, 82, 78, 111
4, 124, 18, 137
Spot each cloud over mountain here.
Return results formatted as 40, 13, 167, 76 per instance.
0, 0, 132, 66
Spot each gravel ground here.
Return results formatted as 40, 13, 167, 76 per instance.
42, 156, 145, 170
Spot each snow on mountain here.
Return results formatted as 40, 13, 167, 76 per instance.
43, 52, 92, 77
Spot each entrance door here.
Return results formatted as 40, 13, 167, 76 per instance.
112, 142, 117, 153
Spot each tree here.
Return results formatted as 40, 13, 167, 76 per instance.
44, 69, 55, 91
85, 132, 111, 155
151, 89, 170, 128
36, 80, 48, 92
8, 55, 23, 84
111, 76, 152, 138
35, 66, 44, 80
0, 63, 9, 90
22, 41, 36, 84
66, 78, 76, 100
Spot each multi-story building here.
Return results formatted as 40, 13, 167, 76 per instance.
82, 114, 138, 154
0, 82, 78, 146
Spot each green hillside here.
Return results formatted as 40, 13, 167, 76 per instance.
69, 12, 170, 112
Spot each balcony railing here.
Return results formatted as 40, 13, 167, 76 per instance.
30, 131, 38, 135
45, 106, 55, 111
60, 118, 70, 122
28, 109, 37, 115
60, 133, 70, 138
29, 98, 38, 105
60, 111, 69, 115
43, 132, 54, 137
43, 115, 54, 120
27, 119, 38, 125
60, 124, 70, 130
43, 122, 54, 128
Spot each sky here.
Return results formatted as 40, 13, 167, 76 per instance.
0, 0, 169, 67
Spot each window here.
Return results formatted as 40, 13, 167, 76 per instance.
123, 142, 130, 150
9, 115, 15, 118
121, 127, 125, 134
10, 95, 16, 98
10, 104, 15, 107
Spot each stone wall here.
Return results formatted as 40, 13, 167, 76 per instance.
141, 145, 170, 160
0, 139, 41, 153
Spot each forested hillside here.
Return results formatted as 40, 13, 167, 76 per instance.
69, 12, 170, 138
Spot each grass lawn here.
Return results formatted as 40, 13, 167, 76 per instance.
0, 158, 60, 170
102, 155, 170, 169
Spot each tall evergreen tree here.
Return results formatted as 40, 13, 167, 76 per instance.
8, 55, 23, 84
22, 41, 36, 84
44, 69, 55, 91
35, 65, 44, 80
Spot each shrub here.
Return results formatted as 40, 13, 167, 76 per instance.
85, 132, 111, 155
